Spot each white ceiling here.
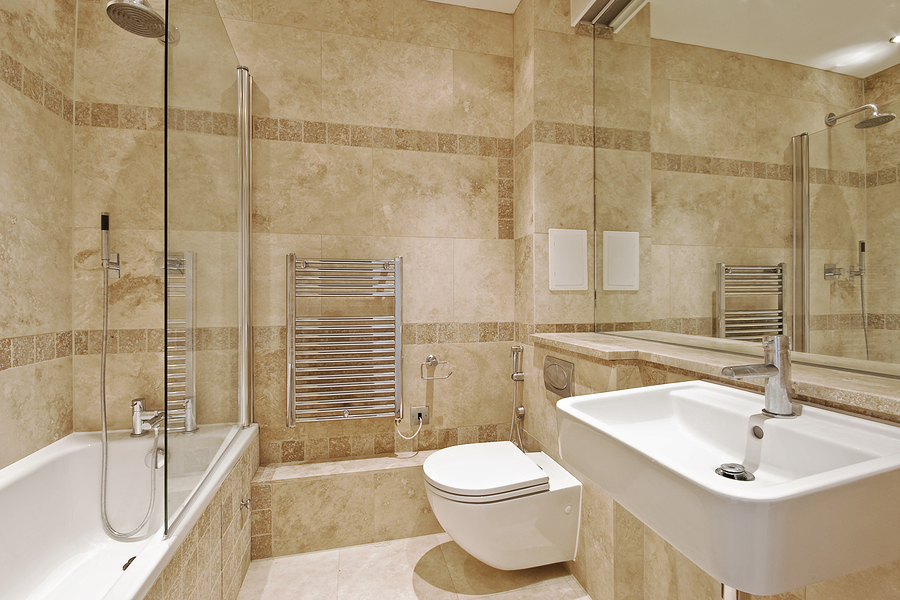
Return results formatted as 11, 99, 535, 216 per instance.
429, 0, 900, 78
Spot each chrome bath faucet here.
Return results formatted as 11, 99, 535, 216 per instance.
721, 335, 796, 418
131, 398, 165, 437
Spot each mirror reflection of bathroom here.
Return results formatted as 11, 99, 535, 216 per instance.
596, 50, 900, 373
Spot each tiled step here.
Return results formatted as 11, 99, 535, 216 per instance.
250, 451, 442, 559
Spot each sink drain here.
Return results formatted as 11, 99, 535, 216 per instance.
715, 463, 755, 481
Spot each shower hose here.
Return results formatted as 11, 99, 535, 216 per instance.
100, 261, 158, 540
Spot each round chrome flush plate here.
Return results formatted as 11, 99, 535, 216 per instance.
715, 462, 755, 481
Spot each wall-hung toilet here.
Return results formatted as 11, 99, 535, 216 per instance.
423, 441, 582, 570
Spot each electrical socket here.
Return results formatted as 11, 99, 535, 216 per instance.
411, 406, 429, 425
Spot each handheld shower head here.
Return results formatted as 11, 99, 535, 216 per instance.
101, 212, 110, 266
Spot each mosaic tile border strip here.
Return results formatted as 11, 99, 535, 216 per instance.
0, 49, 74, 124
865, 165, 900, 188
252, 117, 514, 239
256, 422, 509, 468
253, 322, 520, 349
72, 101, 240, 137
652, 152, 794, 182
811, 313, 900, 331
0, 327, 246, 371
0, 332, 73, 371
514, 120, 651, 157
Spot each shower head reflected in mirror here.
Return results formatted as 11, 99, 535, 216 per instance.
106, 0, 179, 44
825, 104, 896, 129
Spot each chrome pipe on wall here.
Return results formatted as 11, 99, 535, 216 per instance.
238, 65, 253, 427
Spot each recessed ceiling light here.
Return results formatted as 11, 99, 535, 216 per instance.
891, 34, 900, 44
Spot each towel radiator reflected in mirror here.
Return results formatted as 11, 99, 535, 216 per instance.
716, 263, 785, 343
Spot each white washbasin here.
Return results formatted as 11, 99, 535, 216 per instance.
556, 380, 900, 595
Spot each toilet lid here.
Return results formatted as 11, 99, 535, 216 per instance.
423, 441, 550, 498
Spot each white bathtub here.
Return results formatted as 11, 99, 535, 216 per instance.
0, 423, 258, 600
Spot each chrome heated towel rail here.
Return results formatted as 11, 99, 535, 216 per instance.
166, 252, 198, 433
286, 256, 403, 425
716, 263, 785, 342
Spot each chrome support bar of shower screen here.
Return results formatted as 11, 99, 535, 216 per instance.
792, 133, 810, 352
238, 65, 253, 427
286, 256, 403, 426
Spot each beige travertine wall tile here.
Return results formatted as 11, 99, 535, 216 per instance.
666, 79, 757, 160
0, 212, 72, 338
808, 183, 867, 251
453, 51, 513, 139
252, 140, 374, 235
533, 233, 594, 325
612, 3, 650, 47
594, 38, 651, 131
253, 0, 393, 42
567, 477, 616, 600
651, 77, 670, 153
0, 0, 75, 96
595, 147, 652, 232
271, 472, 375, 555
393, 0, 513, 57
806, 557, 900, 600
614, 503, 644, 600
372, 468, 442, 541
534, 0, 573, 35
754, 93, 832, 165
75, 1, 164, 106
215, 0, 251, 21
321, 33, 453, 131
513, 0, 535, 134
643, 528, 720, 600
167, 10, 244, 113
223, 19, 322, 121
534, 29, 592, 126
533, 143, 593, 232
74, 127, 164, 230
515, 236, 535, 324
725, 177, 792, 248
651, 171, 728, 247
651, 244, 671, 321
791, 64, 864, 110
321, 235, 455, 323
865, 63, 900, 106
0, 359, 72, 470
72, 352, 164, 431
652, 39, 791, 98
453, 239, 515, 322
372, 150, 497, 239
73, 227, 164, 331
195, 349, 240, 424
514, 145, 535, 238
0, 84, 72, 227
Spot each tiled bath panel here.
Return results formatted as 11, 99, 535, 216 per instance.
238, 534, 590, 600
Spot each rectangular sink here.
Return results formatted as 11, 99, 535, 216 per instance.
557, 380, 900, 595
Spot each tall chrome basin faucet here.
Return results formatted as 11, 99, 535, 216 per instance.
721, 335, 796, 418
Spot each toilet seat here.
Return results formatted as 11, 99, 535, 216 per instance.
423, 441, 550, 503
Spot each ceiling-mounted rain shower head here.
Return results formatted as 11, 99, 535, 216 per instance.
825, 104, 896, 129
106, 0, 179, 44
